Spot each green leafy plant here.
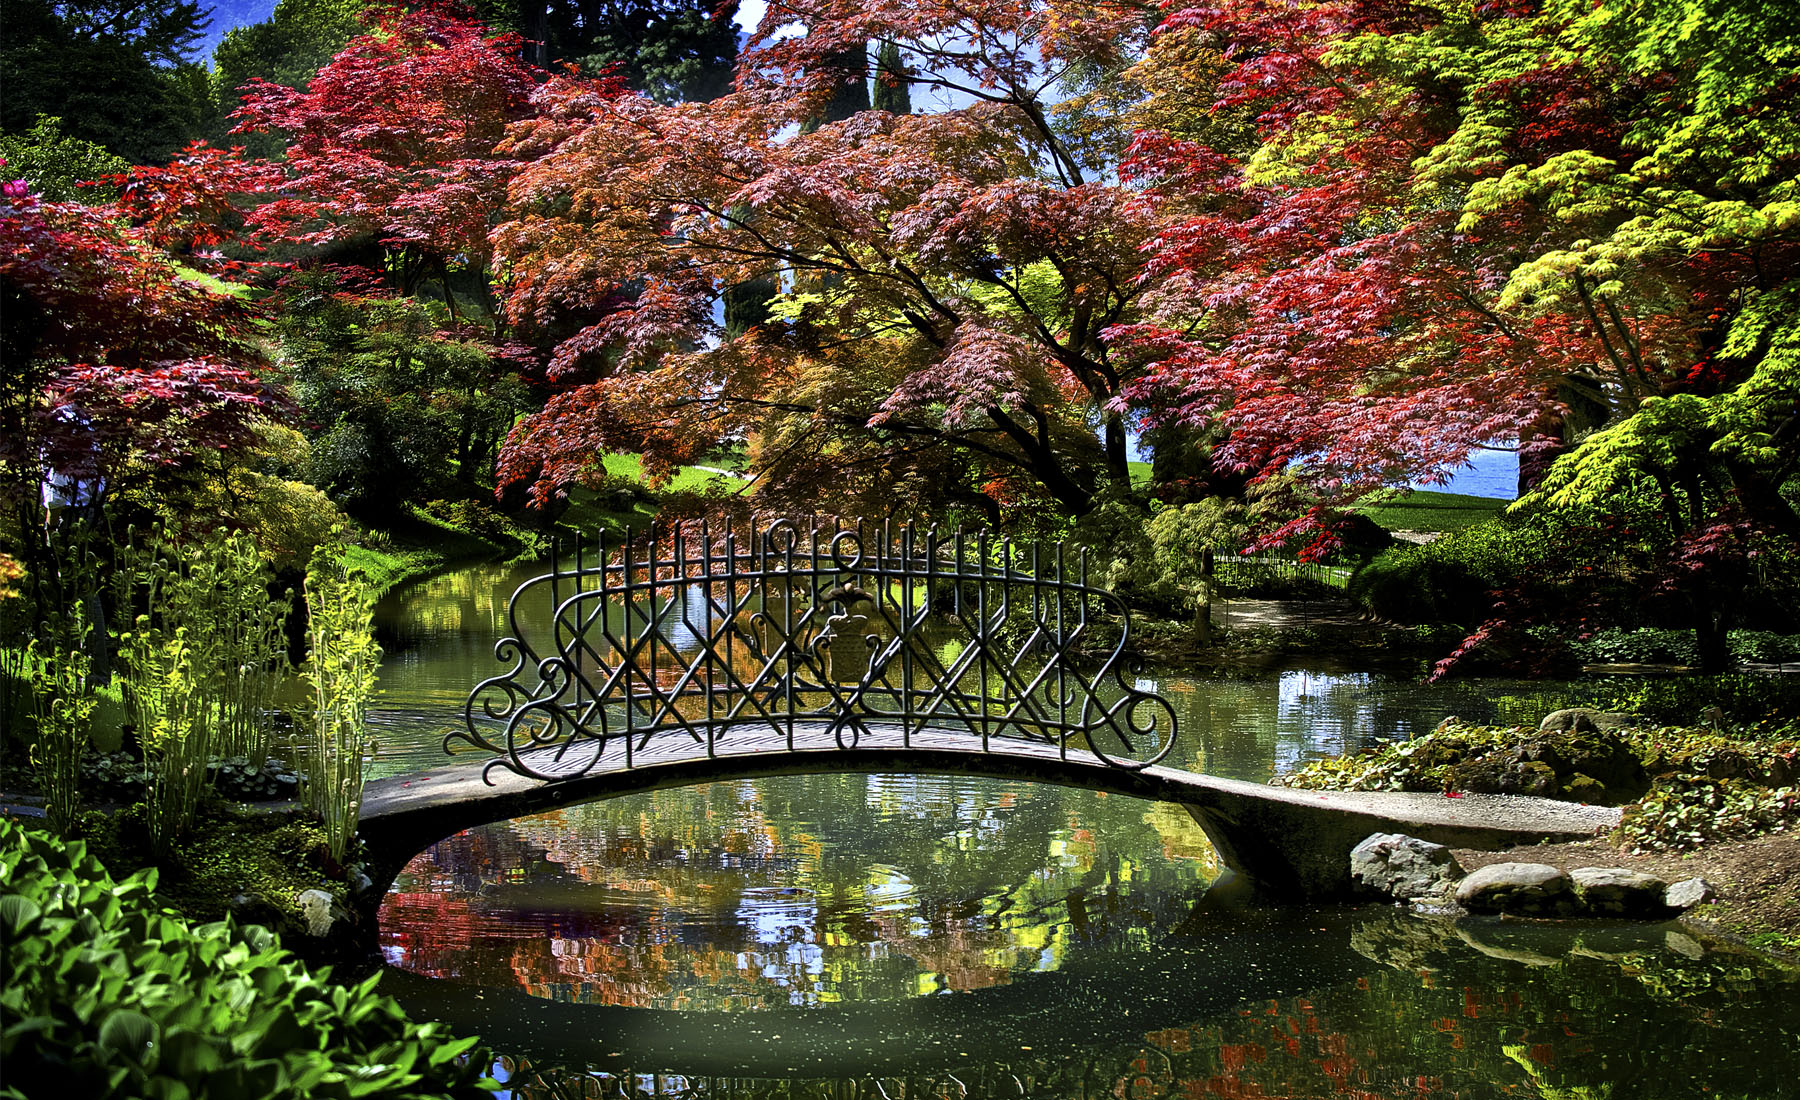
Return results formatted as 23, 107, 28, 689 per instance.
301, 543, 382, 863
1581, 674, 1800, 729
0, 817, 496, 1099
1347, 517, 1556, 625
1616, 777, 1798, 854
110, 529, 295, 853
1570, 628, 1701, 666
25, 606, 96, 837
115, 528, 291, 767
122, 624, 211, 857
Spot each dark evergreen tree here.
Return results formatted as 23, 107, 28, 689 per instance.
800, 43, 870, 131
206, 0, 363, 155
481, 1, 739, 102
871, 39, 910, 115
1, 0, 211, 164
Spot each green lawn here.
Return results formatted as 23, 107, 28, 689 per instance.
1356, 490, 1508, 533
600, 453, 748, 494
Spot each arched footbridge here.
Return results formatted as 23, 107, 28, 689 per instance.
359, 521, 1616, 901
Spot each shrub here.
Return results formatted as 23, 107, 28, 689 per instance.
1728, 631, 1800, 665
1346, 518, 1551, 624
0, 818, 495, 1100
1616, 777, 1798, 853
1569, 627, 1700, 666
1581, 674, 1800, 729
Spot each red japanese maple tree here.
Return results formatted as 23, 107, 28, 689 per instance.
1, 171, 282, 609
490, 0, 1166, 522
1, 179, 277, 490
1119, 0, 1799, 662
226, 3, 546, 304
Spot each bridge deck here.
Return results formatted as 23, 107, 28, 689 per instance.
360, 722, 1619, 899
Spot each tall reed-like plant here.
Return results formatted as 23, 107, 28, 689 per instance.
300, 546, 381, 863
114, 529, 290, 767
26, 606, 94, 838
113, 529, 291, 853
123, 624, 211, 856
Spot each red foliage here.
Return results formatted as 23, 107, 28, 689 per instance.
1, 180, 278, 492
1112, 0, 1714, 523
228, 4, 560, 286
489, 3, 1162, 515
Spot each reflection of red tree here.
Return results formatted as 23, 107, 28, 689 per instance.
381, 892, 544, 978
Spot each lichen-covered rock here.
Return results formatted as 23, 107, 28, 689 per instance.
1539, 708, 1637, 733
1447, 727, 1650, 805
1448, 756, 1561, 798
1569, 867, 1668, 916
1664, 876, 1719, 911
1454, 862, 1576, 915
296, 888, 348, 938
1350, 833, 1464, 901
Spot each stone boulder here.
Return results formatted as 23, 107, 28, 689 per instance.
1454, 862, 1577, 915
1350, 833, 1464, 901
1569, 867, 1668, 917
1664, 876, 1719, 911
1447, 727, 1650, 805
1538, 708, 1636, 734
296, 888, 350, 938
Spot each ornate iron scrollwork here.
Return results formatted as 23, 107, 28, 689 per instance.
450, 520, 1177, 781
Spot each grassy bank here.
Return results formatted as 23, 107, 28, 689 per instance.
1356, 489, 1509, 533
345, 499, 550, 599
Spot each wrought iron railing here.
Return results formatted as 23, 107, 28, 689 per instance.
452, 520, 1177, 781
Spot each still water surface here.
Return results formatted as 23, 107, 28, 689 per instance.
371, 563, 1800, 1098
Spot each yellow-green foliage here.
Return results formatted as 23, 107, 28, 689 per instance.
186, 424, 353, 568
300, 545, 382, 863
26, 610, 95, 839
125, 626, 211, 858
113, 530, 292, 854
1281, 720, 1800, 852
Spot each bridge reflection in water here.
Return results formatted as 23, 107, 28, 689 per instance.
385, 909, 1800, 1100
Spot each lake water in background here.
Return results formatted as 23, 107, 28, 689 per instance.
1418, 447, 1520, 500
368, 561, 1799, 1099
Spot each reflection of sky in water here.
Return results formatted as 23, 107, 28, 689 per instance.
381, 768, 1222, 1010
1271, 669, 1375, 774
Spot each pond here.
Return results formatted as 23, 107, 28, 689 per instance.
369, 562, 1800, 1098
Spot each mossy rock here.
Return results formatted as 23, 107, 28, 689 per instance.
1449, 756, 1560, 798
1445, 730, 1649, 805
1516, 729, 1651, 803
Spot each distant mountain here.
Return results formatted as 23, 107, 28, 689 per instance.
195, 0, 280, 61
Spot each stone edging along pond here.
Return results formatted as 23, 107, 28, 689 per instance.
1351, 832, 1716, 919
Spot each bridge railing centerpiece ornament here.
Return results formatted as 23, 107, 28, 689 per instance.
451, 520, 1177, 781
